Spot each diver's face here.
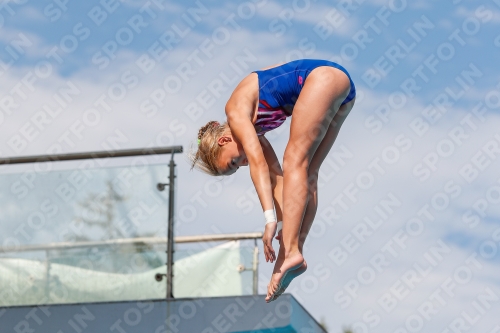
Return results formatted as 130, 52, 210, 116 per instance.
217, 134, 248, 175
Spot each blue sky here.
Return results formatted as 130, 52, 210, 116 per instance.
1, 0, 500, 332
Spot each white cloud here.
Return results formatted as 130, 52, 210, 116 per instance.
0, 28, 46, 59
16, 5, 46, 22
256, 1, 360, 38
454, 5, 500, 24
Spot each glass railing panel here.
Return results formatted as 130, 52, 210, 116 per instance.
0, 161, 170, 246
173, 242, 257, 298
0, 161, 170, 306
0, 242, 258, 306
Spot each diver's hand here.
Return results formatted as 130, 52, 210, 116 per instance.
275, 221, 283, 240
262, 222, 277, 263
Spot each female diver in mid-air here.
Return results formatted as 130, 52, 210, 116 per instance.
190, 59, 356, 302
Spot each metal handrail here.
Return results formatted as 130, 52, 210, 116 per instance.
0, 233, 263, 254
0, 146, 183, 165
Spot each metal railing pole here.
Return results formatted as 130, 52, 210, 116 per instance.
252, 239, 259, 295
0, 146, 183, 165
0, 233, 265, 254
45, 250, 50, 301
166, 154, 176, 299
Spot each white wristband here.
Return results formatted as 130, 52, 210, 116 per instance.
264, 209, 276, 224
277, 221, 283, 233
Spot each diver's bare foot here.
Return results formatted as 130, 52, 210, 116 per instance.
274, 260, 307, 297
265, 252, 304, 302
266, 260, 308, 302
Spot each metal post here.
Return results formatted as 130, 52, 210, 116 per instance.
45, 250, 51, 301
252, 239, 259, 295
166, 154, 176, 299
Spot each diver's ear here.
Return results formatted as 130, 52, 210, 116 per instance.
217, 135, 232, 146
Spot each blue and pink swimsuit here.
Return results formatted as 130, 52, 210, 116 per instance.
253, 59, 356, 136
